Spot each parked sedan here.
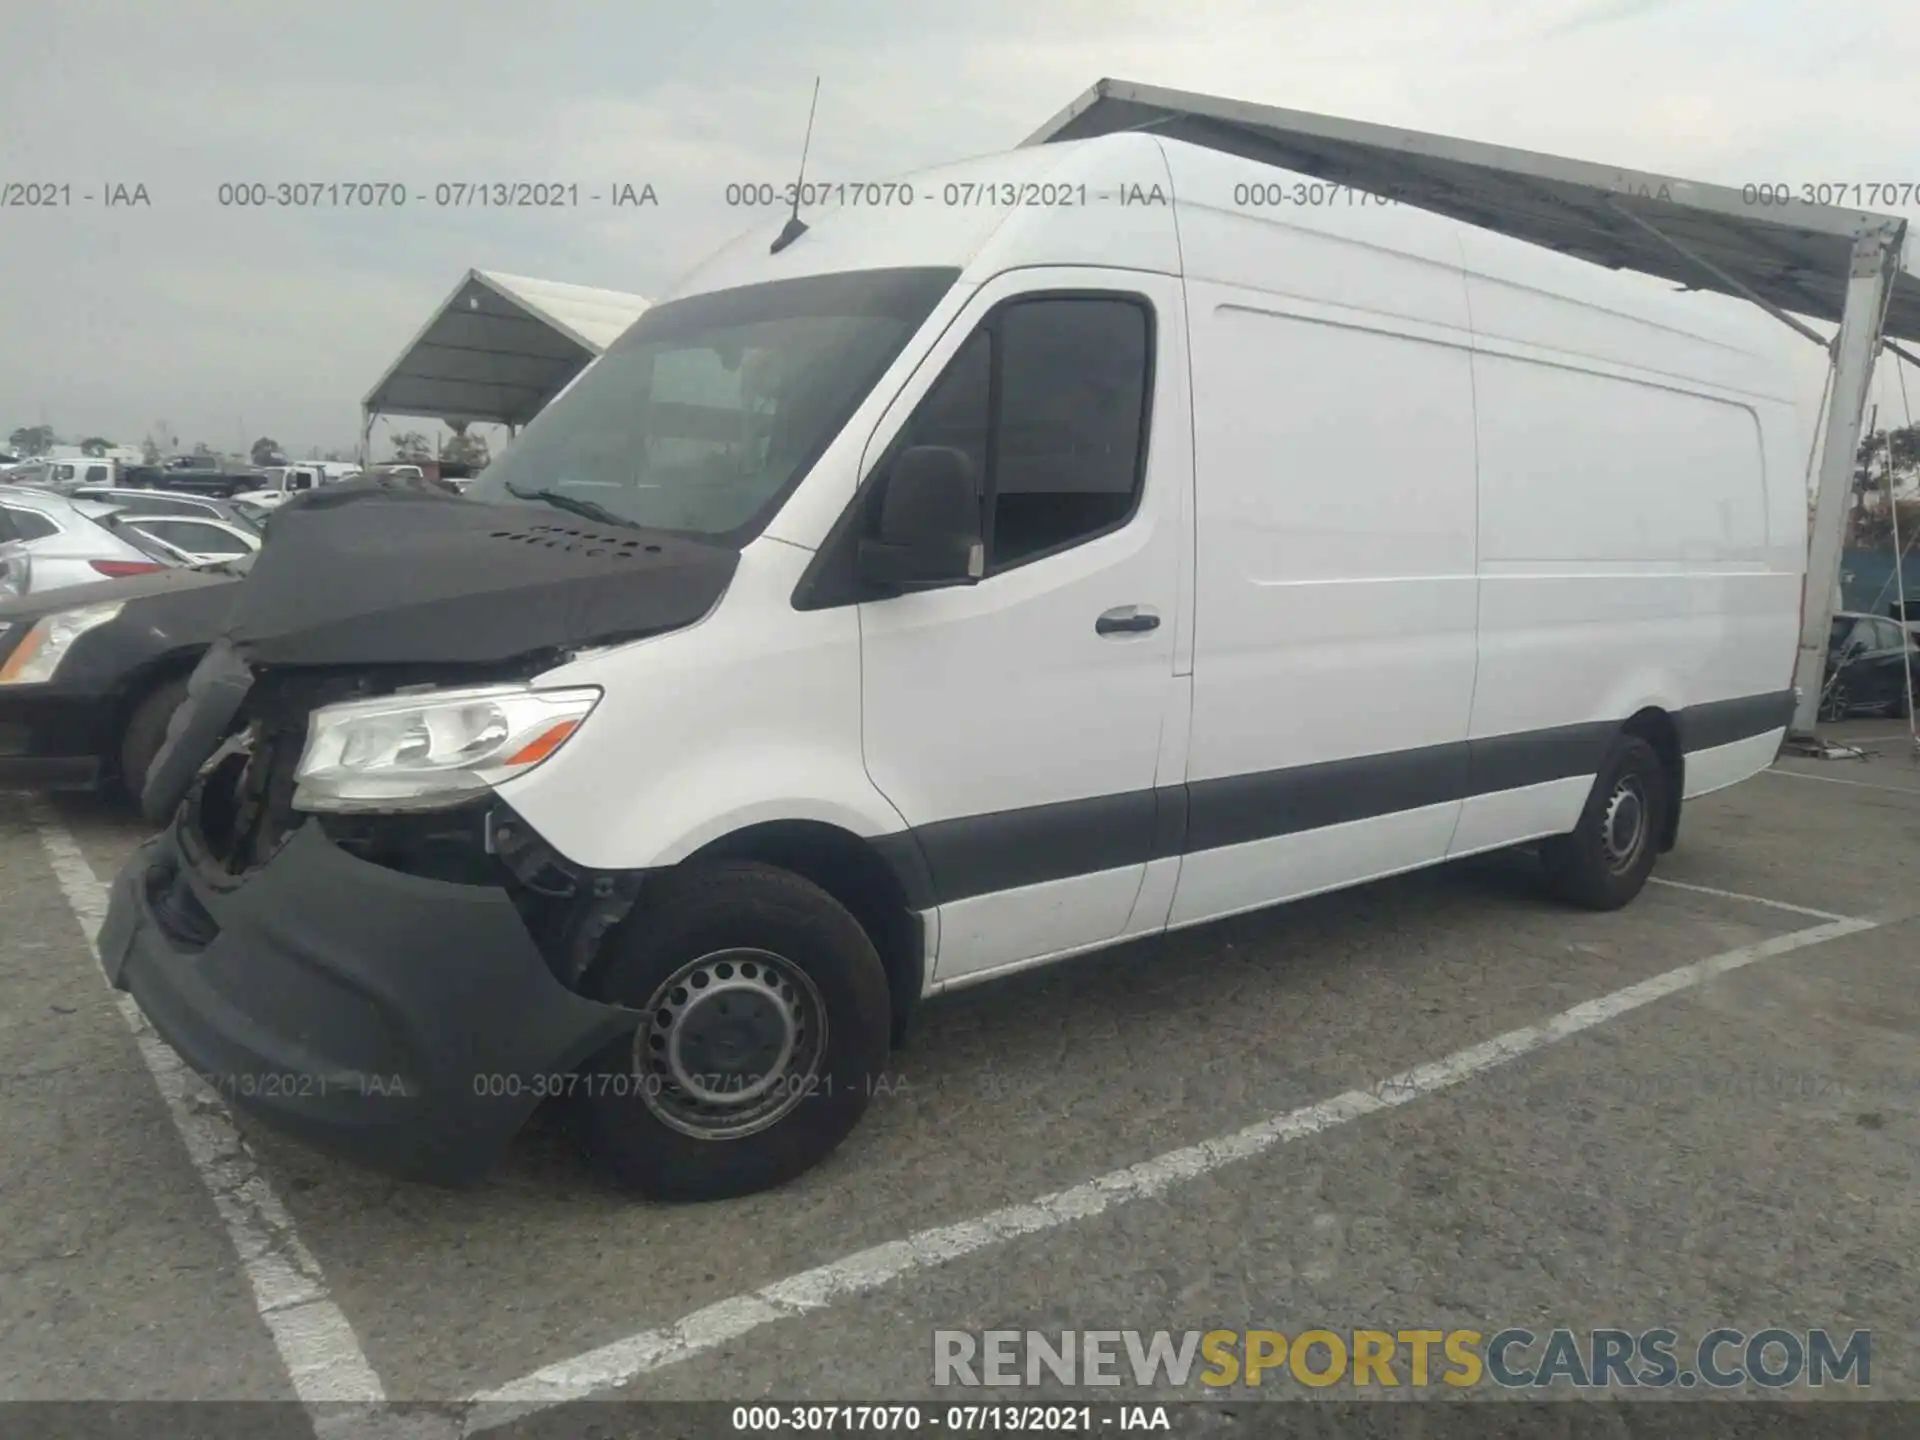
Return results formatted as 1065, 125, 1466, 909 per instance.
107, 512, 260, 566
69, 486, 265, 532
0, 558, 248, 796
0, 488, 172, 593
1821, 611, 1919, 720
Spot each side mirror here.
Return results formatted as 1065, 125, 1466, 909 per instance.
855, 445, 983, 590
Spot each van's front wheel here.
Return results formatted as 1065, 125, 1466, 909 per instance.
1539, 734, 1668, 911
579, 861, 892, 1201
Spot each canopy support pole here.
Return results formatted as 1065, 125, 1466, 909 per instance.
1791, 223, 1906, 739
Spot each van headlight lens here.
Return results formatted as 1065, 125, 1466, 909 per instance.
292, 683, 600, 812
0, 602, 125, 685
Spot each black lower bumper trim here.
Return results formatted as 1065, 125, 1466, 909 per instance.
99, 816, 640, 1185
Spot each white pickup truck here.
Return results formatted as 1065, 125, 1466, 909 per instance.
231, 463, 362, 511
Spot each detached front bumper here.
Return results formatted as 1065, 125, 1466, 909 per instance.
98, 810, 639, 1185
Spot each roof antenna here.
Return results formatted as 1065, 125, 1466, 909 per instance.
770, 77, 821, 255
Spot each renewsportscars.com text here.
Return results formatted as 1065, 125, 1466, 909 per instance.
932, 1327, 1870, 1390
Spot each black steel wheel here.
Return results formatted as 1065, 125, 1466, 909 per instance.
1540, 734, 1669, 911
579, 861, 892, 1201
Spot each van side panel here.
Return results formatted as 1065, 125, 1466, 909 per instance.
1165, 171, 1480, 929
1452, 234, 1800, 849
1469, 355, 1782, 722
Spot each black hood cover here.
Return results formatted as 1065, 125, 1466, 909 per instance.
224, 484, 740, 667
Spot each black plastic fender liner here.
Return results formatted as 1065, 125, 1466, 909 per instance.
139, 638, 254, 827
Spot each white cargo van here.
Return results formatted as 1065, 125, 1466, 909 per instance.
102, 132, 1804, 1202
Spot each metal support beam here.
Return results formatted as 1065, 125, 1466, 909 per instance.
1791, 224, 1906, 737
357, 406, 374, 469
1887, 338, 1920, 370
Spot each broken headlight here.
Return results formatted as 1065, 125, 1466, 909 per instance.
291, 682, 600, 813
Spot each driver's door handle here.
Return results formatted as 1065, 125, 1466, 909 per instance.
1096, 605, 1160, 636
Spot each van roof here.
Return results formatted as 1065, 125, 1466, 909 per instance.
661, 133, 1805, 381
665, 135, 1175, 297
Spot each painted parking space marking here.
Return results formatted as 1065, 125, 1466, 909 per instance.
1646, 875, 1850, 921
458, 906, 1877, 1431
31, 801, 388, 1434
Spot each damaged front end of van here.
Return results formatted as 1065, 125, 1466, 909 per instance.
95, 481, 740, 1184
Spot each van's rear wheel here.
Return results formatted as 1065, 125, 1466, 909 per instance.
1539, 734, 1667, 911
579, 861, 891, 1201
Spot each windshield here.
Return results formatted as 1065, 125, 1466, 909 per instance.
467, 267, 959, 541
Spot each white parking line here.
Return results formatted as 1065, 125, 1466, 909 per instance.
29, 803, 388, 1434
1646, 875, 1850, 921
1763, 767, 1920, 797
459, 909, 1878, 1431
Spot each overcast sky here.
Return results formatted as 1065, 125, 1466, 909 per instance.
2, 0, 1916, 461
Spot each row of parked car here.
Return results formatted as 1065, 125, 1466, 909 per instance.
0, 485, 263, 595
0, 480, 270, 794
0, 459, 480, 796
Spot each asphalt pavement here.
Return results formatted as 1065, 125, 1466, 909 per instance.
2, 720, 1916, 1434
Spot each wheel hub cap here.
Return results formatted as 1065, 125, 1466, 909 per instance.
633, 948, 827, 1141
668, 981, 793, 1105
1602, 780, 1646, 873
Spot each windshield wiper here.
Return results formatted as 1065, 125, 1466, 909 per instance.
504, 485, 638, 530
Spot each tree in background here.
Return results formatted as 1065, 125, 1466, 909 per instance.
250, 436, 285, 467
7, 425, 55, 456
146, 420, 178, 463
1850, 424, 1920, 549
78, 436, 114, 457
389, 431, 433, 463
440, 419, 491, 470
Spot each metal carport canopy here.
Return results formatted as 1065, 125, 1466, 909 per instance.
361, 269, 650, 430
1024, 77, 1920, 739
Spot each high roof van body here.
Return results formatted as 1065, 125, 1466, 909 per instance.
100, 132, 1804, 1199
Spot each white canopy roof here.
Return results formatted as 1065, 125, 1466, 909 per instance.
362, 270, 650, 428
1024, 78, 1920, 345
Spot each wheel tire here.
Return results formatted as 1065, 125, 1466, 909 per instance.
118, 677, 189, 803
579, 861, 892, 1202
1539, 734, 1668, 912
1818, 682, 1851, 723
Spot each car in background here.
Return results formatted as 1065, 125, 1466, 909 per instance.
0, 488, 173, 593
68, 485, 264, 531
2, 461, 53, 487
108, 511, 260, 566
1885, 599, 1920, 645
45, 458, 121, 487
0, 522, 29, 601
1821, 611, 1919, 720
0, 556, 250, 797
129, 465, 269, 499
227, 496, 276, 529
231, 463, 329, 511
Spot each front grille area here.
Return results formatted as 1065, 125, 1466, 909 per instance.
175, 650, 642, 991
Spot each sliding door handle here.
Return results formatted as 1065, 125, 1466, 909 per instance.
1096, 605, 1160, 636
